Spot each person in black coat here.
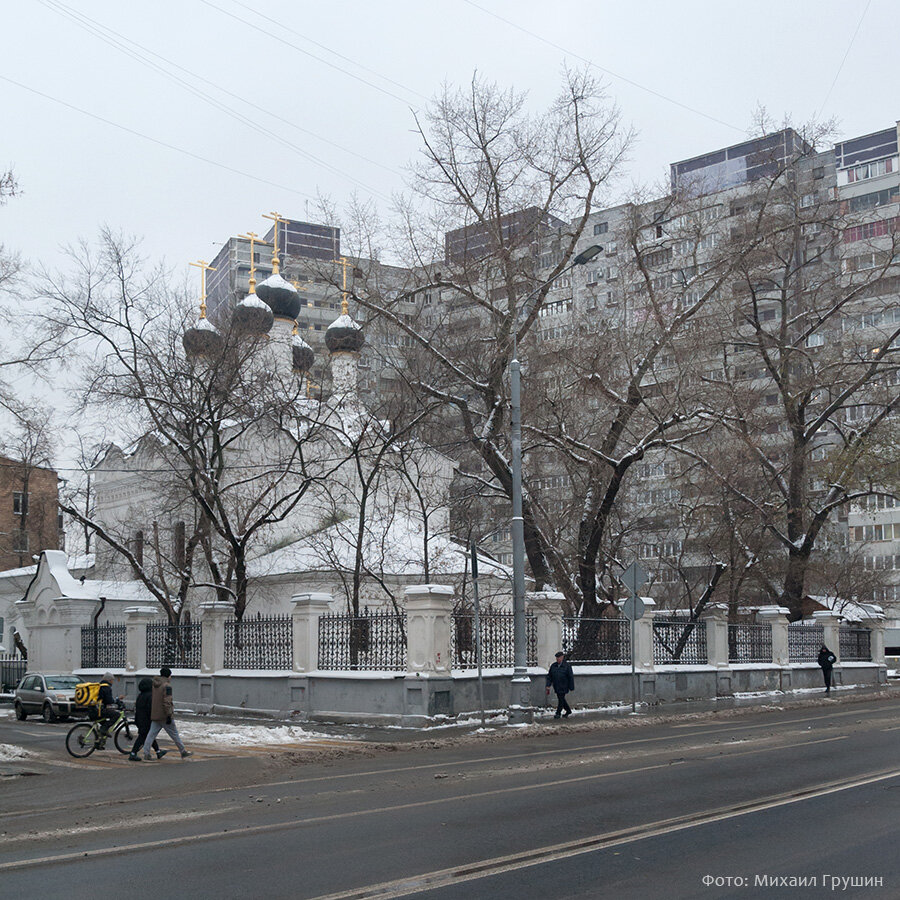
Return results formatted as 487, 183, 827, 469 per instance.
129, 677, 166, 761
546, 651, 575, 719
817, 645, 836, 693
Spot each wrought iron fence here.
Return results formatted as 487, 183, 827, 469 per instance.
146, 620, 202, 669
562, 617, 630, 664
81, 622, 127, 669
652, 617, 708, 665
839, 626, 871, 662
788, 623, 824, 662
450, 609, 537, 668
318, 608, 407, 671
225, 613, 293, 669
728, 623, 773, 663
0, 653, 27, 692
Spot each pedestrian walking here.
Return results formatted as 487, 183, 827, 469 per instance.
128, 677, 167, 761
817, 644, 836, 693
546, 651, 575, 719
142, 667, 192, 760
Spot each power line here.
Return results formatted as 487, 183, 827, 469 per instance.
38, 0, 395, 202
818, 0, 871, 118
462, 0, 744, 134
0, 73, 316, 201
198, 0, 423, 110
225, 0, 430, 106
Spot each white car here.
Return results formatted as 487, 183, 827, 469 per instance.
14, 673, 88, 722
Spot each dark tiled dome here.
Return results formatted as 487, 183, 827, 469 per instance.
256, 273, 302, 320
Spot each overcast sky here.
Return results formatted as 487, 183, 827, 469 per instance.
4, 0, 896, 284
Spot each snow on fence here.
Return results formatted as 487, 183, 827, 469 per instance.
450, 609, 537, 668
146, 620, 202, 669
653, 617, 708, 665
788, 623, 824, 662
81, 622, 127, 669
839, 626, 872, 662
562, 616, 631, 664
225, 613, 292, 670
318, 608, 407, 671
728, 623, 773, 663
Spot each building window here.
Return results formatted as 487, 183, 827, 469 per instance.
846, 157, 894, 183
593, 222, 608, 236
13, 532, 28, 554
12, 492, 28, 516
806, 333, 825, 348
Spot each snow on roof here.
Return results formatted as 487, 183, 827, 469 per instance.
250, 514, 513, 581
0, 553, 95, 582
807, 595, 884, 622
327, 314, 362, 331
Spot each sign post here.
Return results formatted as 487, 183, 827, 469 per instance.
471, 542, 486, 729
621, 563, 648, 713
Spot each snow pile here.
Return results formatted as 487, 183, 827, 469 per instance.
0, 743, 29, 761
176, 720, 345, 746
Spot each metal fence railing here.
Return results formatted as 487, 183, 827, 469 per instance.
318, 608, 407, 671
225, 613, 292, 669
562, 617, 631, 664
839, 626, 871, 662
450, 609, 537, 669
81, 623, 127, 669
0, 653, 27, 692
788, 623, 824, 662
652, 618, 708, 665
146, 621, 202, 669
728, 623, 773, 663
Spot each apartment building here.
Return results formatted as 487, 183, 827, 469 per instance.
0, 454, 62, 571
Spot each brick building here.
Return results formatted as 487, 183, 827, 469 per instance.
0, 455, 62, 571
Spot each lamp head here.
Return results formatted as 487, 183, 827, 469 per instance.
573, 244, 603, 266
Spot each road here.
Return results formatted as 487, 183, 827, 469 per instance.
1, 694, 898, 899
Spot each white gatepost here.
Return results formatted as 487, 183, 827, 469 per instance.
291, 593, 333, 672
700, 603, 729, 668
199, 601, 232, 674
812, 611, 842, 663
861, 616, 886, 671
526, 591, 565, 669
634, 600, 657, 671
124, 607, 158, 673
404, 584, 454, 674
754, 606, 791, 666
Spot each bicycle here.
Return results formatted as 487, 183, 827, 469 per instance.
65, 707, 137, 758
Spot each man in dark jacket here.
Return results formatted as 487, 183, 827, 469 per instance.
546, 651, 575, 718
141, 667, 191, 760
128, 677, 167, 761
818, 645, 837, 693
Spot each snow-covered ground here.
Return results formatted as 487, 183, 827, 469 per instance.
0, 743, 29, 761
176, 720, 346, 746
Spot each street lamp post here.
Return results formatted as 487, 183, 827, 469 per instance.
507, 244, 603, 724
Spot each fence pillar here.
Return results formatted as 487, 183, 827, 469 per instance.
755, 606, 790, 666
291, 593, 333, 672
700, 604, 729, 667
124, 607, 158, 673
861, 617, 886, 669
812, 612, 842, 663
199, 601, 231, 674
634, 601, 657, 670
526, 591, 564, 669
404, 584, 453, 674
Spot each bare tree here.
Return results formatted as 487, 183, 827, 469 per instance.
36, 231, 339, 622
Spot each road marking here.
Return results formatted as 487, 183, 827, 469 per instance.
305, 768, 900, 900
0, 738, 880, 871
0, 702, 894, 820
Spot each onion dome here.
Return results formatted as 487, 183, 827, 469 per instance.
325, 302, 365, 353
183, 314, 223, 358
292, 329, 315, 374
232, 291, 274, 335
256, 272, 302, 320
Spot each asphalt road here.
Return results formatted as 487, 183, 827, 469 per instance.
1, 694, 899, 899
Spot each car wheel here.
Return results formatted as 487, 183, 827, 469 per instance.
14, 702, 27, 721
42, 703, 58, 723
